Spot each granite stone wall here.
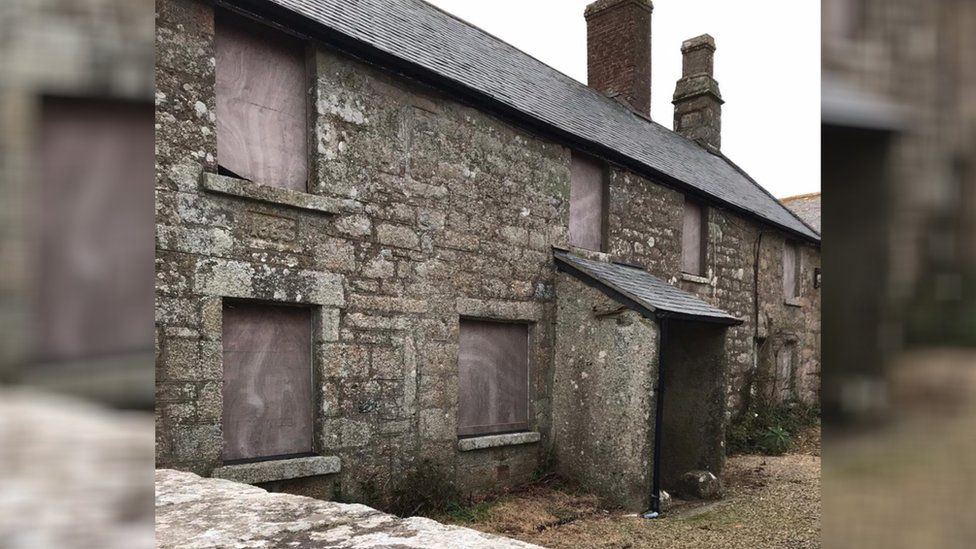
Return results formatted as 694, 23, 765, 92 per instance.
155, 0, 821, 502
552, 273, 659, 511
607, 168, 821, 413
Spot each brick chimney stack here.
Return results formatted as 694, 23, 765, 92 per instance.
584, 0, 653, 117
672, 34, 724, 150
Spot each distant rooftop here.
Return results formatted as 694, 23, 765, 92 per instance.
780, 192, 821, 234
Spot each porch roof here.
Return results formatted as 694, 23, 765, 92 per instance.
554, 250, 742, 326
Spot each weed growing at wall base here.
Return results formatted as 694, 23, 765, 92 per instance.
387, 459, 464, 518
727, 402, 820, 455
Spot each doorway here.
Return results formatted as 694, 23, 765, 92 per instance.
658, 320, 729, 491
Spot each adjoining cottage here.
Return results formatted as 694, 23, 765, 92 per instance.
781, 192, 821, 235
155, 0, 821, 514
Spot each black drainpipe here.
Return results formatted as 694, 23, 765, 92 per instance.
644, 316, 668, 518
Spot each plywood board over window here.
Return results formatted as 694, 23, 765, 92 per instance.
783, 241, 801, 299
458, 320, 529, 437
569, 153, 606, 251
35, 97, 155, 362
682, 199, 707, 275
215, 11, 307, 191
222, 302, 313, 462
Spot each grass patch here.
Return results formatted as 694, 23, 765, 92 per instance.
445, 500, 496, 523
727, 402, 820, 455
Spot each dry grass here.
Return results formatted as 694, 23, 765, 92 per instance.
463, 479, 606, 538
442, 432, 821, 548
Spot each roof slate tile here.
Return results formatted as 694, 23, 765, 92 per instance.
554, 250, 741, 324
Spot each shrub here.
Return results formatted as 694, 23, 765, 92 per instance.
727, 402, 819, 455
760, 425, 792, 454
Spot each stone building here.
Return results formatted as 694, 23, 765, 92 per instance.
782, 192, 821, 234
155, 0, 821, 513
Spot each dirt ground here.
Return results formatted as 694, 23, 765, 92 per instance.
440, 349, 976, 548
443, 430, 821, 548
822, 349, 976, 548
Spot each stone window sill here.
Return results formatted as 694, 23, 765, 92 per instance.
458, 431, 541, 452
211, 455, 341, 484
201, 172, 341, 215
681, 272, 709, 284
785, 298, 803, 308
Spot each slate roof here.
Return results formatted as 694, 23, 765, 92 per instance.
554, 250, 741, 325
781, 192, 821, 234
244, 0, 820, 243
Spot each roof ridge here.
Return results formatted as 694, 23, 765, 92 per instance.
780, 191, 821, 202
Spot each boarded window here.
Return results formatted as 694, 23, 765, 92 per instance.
681, 199, 707, 275
774, 343, 796, 403
569, 153, 606, 251
457, 320, 529, 437
222, 302, 313, 461
35, 97, 155, 362
216, 11, 307, 191
824, 0, 865, 40
783, 241, 801, 299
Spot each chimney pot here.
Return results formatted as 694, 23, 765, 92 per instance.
585, 0, 654, 117
681, 34, 716, 77
673, 34, 724, 150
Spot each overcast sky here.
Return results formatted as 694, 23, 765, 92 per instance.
425, 0, 820, 199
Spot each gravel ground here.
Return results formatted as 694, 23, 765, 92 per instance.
823, 349, 976, 548
446, 443, 821, 548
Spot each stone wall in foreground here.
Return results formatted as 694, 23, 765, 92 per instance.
155, 469, 540, 548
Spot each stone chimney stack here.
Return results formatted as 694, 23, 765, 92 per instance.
585, 0, 653, 117
673, 34, 724, 150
